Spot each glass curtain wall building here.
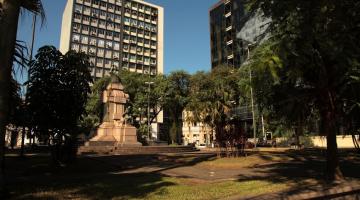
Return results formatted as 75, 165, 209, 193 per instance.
209, 0, 269, 69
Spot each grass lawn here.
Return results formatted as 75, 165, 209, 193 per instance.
12, 175, 287, 200
195, 152, 294, 169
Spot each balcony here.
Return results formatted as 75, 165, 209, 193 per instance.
226, 40, 233, 45
225, 12, 232, 18
83, 10, 91, 16
226, 25, 232, 32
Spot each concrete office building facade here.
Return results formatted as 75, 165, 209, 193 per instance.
60, 0, 164, 78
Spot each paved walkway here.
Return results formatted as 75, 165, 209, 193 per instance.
87, 151, 360, 199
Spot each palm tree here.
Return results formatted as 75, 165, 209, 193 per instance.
0, 0, 44, 196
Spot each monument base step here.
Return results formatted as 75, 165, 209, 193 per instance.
78, 145, 198, 155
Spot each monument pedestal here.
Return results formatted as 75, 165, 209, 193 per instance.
89, 122, 141, 147
85, 79, 142, 148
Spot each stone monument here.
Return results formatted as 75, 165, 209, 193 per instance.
88, 75, 141, 147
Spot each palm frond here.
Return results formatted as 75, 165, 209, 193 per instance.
13, 40, 29, 77
20, 0, 46, 25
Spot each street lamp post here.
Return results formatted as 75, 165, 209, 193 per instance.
247, 45, 257, 148
145, 81, 154, 141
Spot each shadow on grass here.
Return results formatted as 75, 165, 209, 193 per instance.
236, 149, 360, 198
5, 153, 216, 199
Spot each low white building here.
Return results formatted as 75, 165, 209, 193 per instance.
182, 111, 213, 147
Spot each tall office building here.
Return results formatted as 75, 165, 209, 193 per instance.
209, 0, 269, 69
60, 0, 164, 79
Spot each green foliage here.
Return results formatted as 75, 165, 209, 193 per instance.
247, 0, 360, 180
186, 67, 243, 143
79, 76, 111, 134
27, 45, 92, 142
117, 70, 168, 131
164, 71, 191, 144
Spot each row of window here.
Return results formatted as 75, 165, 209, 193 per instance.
71, 43, 157, 63
75, 3, 157, 24
72, 33, 157, 50
124, 17, 157, 31
73, 16, 157, 37
77, 0, 158, 15
74, 12, 157, 33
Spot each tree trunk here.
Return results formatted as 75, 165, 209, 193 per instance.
20, 126, 25, 157
0, 0, 21, 197
320, 91, 343, 181
324, 112, 343, 181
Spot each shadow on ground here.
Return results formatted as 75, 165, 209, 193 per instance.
4, 152, 216, 199
236, 149, 360, 198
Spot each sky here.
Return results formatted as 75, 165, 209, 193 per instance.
17, 0, 220, 75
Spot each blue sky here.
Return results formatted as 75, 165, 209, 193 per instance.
17, 0, 219, 75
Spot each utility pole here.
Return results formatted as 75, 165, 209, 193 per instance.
248, 46, 257, 148
145, 81, 154, 141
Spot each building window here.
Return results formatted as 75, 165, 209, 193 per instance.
123, 44, 129, 50
89, 38, 96, 45
74, 13, 81, 20
130, 54, 136, 60
115, 0, 122, 5
99, 19, 106, 27
130, 36, 136, 43
83, 16, 90, 22
107, 22, 114, 28
98, 39, 105, 47
114, 23, 121, 30
114, 14, 121, 22
113, 52, 120, 59
72, 34, 80, 42
107, 13, 114, 21
83, 6, 91, 14
91, 8, 99, 17
106, 31, 113, 37
114, 42, 120, 50
92, 0, 99, 5
130, 19, 138, 26
75, 4, 82, 13
82, 25, 89, 32
114, 32, 120, 39
124, 17, 131, 24
123, 26, 130, 32
71, 43, 80, 50
130, 45, 136, 52
98, 29, 105, 36
115, 6, 121, 12
89, 47, 96, 55
73, 23, 81, 32
100, 10, 106, 17
90, 27, 97, 36
106, 41, 113, 49
81, 35, 88, 44
100, 1, 107, 8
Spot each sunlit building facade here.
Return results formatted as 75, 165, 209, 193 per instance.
60, 0, 164, 79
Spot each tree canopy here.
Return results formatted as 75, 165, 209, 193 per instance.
27, 46, 92, 143
246, 0, 360, 180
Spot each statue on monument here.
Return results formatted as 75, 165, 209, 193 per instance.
87, 74, 141, 147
